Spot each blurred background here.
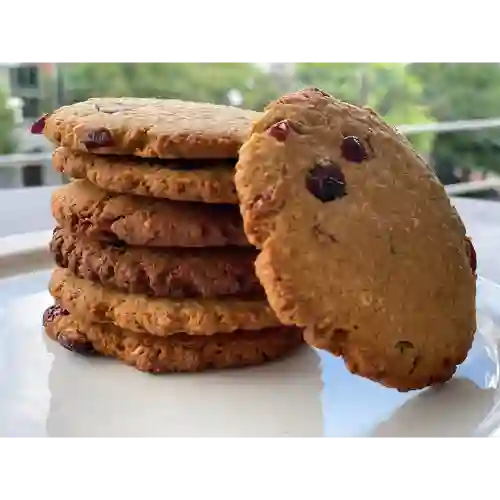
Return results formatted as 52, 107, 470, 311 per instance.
1, 62, 500, 198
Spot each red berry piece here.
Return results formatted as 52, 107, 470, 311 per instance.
268, 120, 292, 142
466, 237, 477, 274
57, 331, 96, 355
341, 136, 368, 163
83, 127, 114, 149
306, 161, 347, 202
42, 304, 69, 327
30, 113, 50, 135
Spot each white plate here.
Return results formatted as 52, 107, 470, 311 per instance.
0, 233, 499, 437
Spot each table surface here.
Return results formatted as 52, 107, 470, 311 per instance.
0, 185, 499, 283
0, 186, 499, 437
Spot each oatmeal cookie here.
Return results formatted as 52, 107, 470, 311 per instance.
234, 87, 477, 391
52, 147, 238, 204
51, 227, 263, 299
51, 180, 249, 247
49, 267, 281, 337
43, 305, 303, 373
34, 97, 261, 159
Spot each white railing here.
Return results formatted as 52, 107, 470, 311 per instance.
400, 118, 500, 197
1, 117, 500, 195
0, 152, 62, 189
398, 117, 500, 135
0, 152, 52, 167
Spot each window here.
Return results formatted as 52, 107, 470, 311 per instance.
22, 165, 43, 187
22, 97, 40, 119
13, 65, 39, 88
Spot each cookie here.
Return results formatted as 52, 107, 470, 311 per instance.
51, 227, 263, 299
235, 87, 477, 392
52, 147, 239, 204
34, 97, 261, 159
49, 267, 281, 337
52, 180, 249, 248
43, 305, 303, 373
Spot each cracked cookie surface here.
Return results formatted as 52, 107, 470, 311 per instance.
43, 305, 303, 373
41, 97, 261, 159
51, 227, 263, 299
53, 147, 238, 204
51, 180, 250, 247
49, 267, 281, 337
235, 88, 477, 392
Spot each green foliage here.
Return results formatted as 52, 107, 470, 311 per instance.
59, 62, 437, 154
409, 63, 500, 178
0, 87, 15, 154
59, 63, 282, 111
294, 63, 435, 154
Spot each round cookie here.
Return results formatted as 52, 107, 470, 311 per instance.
49, 267, 281, 337
53, 147, 238, 204
51, 227, 264, 299
33, 97, 261, 159
43, 305, 303, 373
52, 179, 250, 248
235, 87, 477, 392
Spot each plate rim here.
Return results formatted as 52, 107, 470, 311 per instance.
0, 230, 52, 279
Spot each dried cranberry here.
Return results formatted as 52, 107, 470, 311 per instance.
306, 161, 346, 202
268, 120, 292, 142
83, 127, 113, 149
341, 136, 367, 163
42, 304, 69, 327
466, 237, 477, 274
57, 331, 96, 355
30, 113, 49, 134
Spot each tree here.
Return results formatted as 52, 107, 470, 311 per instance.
0, 88, 15, 154
58, 63, 282, 111
409, 63, 500, 180
294, 63, 435, 154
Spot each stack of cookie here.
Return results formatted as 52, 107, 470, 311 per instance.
33, 97, 303, 373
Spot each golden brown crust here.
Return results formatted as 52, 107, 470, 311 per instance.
51, 180, 250, 248
51, 227, 264, 299
49, 267, 282, 337
43, 97, 261, 159
43, 307, 303, 373
235, 88, 477, 392
52, 147, 239, 204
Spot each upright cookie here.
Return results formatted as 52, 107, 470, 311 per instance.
49, 267, 281, 337
43, 305, 303, 373
235, 88, 477, 392
53, 147, 238, 204
34, 97, 261, 159
52, 180, 249, 247
51, 227, 263, 299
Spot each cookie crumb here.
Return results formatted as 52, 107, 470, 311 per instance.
395, 340, 415, 353
312, 223, 338, 243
